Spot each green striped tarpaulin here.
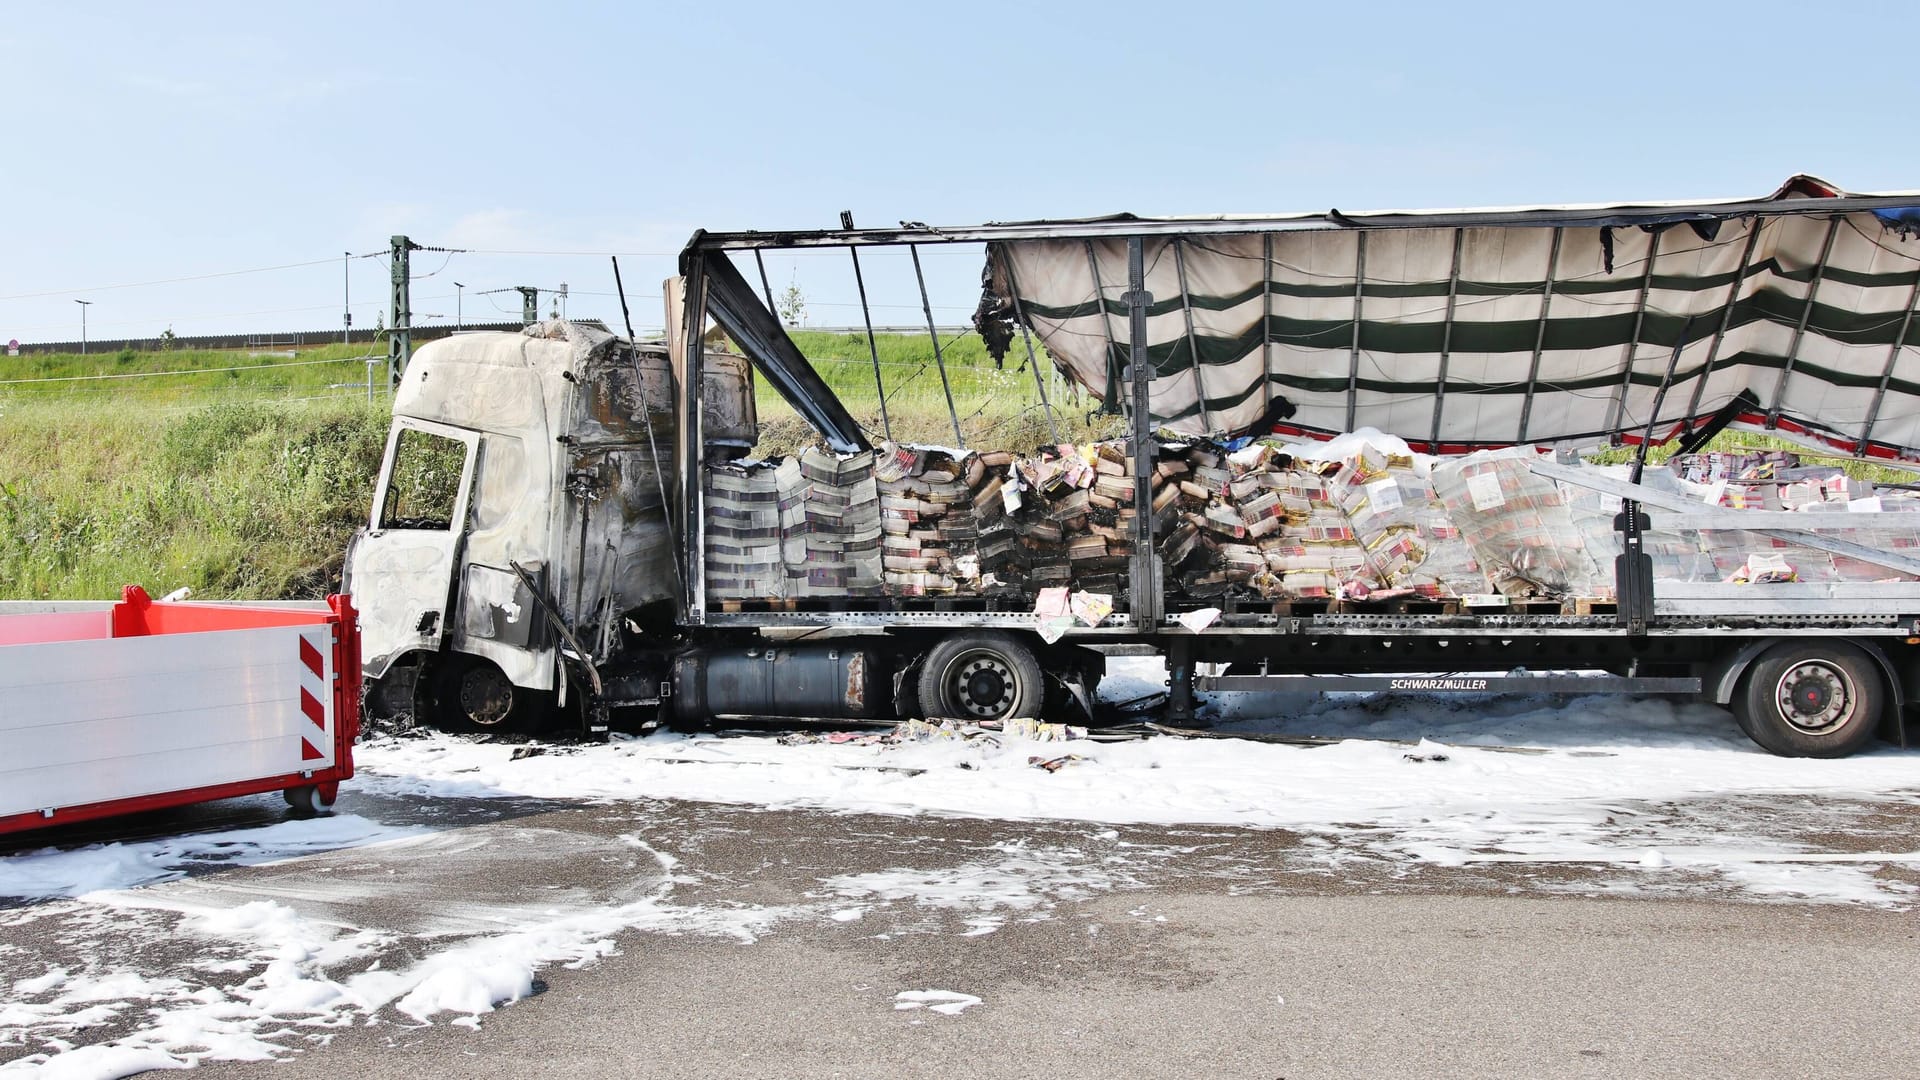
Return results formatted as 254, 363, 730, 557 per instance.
984, 177, 1920, 459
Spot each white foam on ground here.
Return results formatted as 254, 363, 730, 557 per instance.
352, 661, 1920, 910
820, 839, 1134, 936
0, 835, 795, 1077
894, 989, 982, 1015
0, 815, 425, 900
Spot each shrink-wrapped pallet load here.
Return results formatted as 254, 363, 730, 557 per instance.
779, 447, 885, 598
1431, 447, 1606, 599
704, 463, 786, 601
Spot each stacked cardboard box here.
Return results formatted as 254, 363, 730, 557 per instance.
875, 442, 982, 596
777, 447, 885, 598
705, 436, 1920, 607
704, 463, 787, 601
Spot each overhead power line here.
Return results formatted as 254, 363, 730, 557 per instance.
0, 254, 385, 303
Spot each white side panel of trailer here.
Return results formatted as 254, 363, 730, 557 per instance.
0, 624, 336, 818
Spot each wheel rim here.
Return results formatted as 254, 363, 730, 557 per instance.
949, 651, 1018, 719
457, 665, 514, 727
1774, 661, 1857, 736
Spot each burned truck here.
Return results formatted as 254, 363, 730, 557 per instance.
347, 178, 1920, 756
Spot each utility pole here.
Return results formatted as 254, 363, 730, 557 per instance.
75, 299, 91, 354
454, 282, 464, 331
557, 282, 568, 321
389, 235, 418, 387
516, 286, 539, 326
342, 251, 352, 345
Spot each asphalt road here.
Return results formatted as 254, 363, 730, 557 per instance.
7, 790, 1918, 1079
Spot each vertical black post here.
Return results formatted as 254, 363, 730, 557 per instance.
1766, 215, 1842, 430
847, 243, 893, 442
753, 249, 778, 319
1125, 237, 1161, 629
1085, 240, 1125, 419
1345, 233, 1367, 430
1516, 227, 1562, 443
680, 255, 709, 623
910, 244, 966, 447
997, 248, 1062, 444
1616, 317, 1692, 635
1165, 635, 1196, 725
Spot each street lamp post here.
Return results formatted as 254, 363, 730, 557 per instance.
454, 282, 464, 331
75, 299, 91, 354
342, 251, 352, 345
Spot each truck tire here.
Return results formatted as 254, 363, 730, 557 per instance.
419, 655, 544, 734
916, 632, 1046, 722
1731, 641, 1884, 757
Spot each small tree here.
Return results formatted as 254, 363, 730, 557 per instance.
158, 327, 177, 351
776, 274, 807, 327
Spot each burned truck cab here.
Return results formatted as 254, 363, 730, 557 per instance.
345, 320, 755, 731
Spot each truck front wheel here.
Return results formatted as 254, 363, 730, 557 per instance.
418, 655, 545, 734
916, 632, 1046, 722
1732, 641, 1884, 757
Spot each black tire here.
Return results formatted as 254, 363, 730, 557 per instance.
418, 655, 545, 734
915, 632, 1047, 722
1732, 641, 1885, 757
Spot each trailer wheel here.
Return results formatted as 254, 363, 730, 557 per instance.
1732, 641, 1884, 757
916, 632, 1046, 722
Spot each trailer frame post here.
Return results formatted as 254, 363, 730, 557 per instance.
1125, 236, 1162, 629
1605, 227, 1664, 441
1345, 232, 1367, 431
1682, 216, 1765, 435
847, 243, 893, 442
1858, 268, 1920, 456
1165, 635, 1196, 724
1260, 233, 1274, 419
1767, 214, 1842, 430
1516, 227, 1562, 443
680, 254, 709, 624
910, 243, 966, 447
998, 248, 1062, 445
753, 249, 778, 318
1429, 228, 1465, 451
1615, 317, 1691, 635
1172, 238, 1213, 433
1085, 240, 1125, 419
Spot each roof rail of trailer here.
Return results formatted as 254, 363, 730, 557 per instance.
677, 176, 1920, 463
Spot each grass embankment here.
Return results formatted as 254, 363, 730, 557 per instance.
0, 398, 388, 599
0, 333, 1107, 599
759, 330, 1118, 453
2, 342, 386, 407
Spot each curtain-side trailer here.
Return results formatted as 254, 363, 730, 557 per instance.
345, 178, 1920, 757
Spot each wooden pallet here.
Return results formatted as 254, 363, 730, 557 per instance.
1331, 596, 1462, 616
1270, 598, 1333, 617
1568, 596, 1618, 616
1507, 599, 1565, 616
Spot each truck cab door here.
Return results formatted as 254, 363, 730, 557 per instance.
345, 419, 480, 679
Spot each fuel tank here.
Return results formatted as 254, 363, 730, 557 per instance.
670, 645, 888, 721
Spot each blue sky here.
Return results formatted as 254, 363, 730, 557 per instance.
3, 0, 1917, 345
